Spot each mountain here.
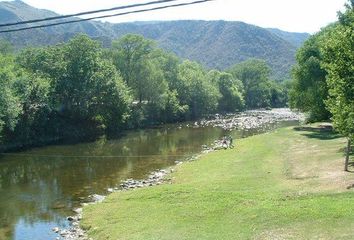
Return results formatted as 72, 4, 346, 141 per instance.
0, 0, 115, 46
0, 1, 310, 80
267, 28, 310, 48
110, 21, 304, 80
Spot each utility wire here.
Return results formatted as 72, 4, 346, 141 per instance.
0, 0, 180, 28
0, 0, 214, 33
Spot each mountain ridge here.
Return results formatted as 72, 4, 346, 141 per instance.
0, 1, 310, 80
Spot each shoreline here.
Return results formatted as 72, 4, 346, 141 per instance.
0, 108, 303, 154
80, 123, 354, 240
53, 108, 304, 240
53, 149, 215, 240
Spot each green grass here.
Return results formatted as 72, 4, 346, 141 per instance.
82, 125, 354, 240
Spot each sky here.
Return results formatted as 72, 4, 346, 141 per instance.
3, 0, 348, 33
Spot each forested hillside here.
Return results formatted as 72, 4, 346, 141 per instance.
0, 1, 309, 80
111, 21, 301, 80
267, 28, 309, 48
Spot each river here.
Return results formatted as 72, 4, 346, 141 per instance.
0, 109, 302, 240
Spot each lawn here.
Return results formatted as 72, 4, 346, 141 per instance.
82, 124, 354, 240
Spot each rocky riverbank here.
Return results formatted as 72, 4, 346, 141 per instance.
197, 108, 304, 130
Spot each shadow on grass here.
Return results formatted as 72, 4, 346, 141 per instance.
293, 126, 342, 140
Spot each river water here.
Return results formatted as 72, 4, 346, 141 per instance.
0, 109, 301, 240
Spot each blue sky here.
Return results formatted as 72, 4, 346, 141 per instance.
2, 0, 348, 33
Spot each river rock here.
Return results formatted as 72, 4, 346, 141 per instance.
89, 194, 105, 203
73, 208, 82, 214
67, 216, 75, 221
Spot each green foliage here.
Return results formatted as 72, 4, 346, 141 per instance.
229, 59, 274, 108
289, 1, 353, 136
111, 34, 156, 102
53, 35, 131, 131
176, 61, 220, 119
10, 73, 52, 144
5, 34, 131, 146
208, 70, 245, 112
289, 32, 331, 121
162, 90, 188, 122
269, 80, 288, 107
0, 33, 289, 150
0, 54, 21, 141
0, 40, 13, 55
111, 35, 187, 125
322, 2, 354, 140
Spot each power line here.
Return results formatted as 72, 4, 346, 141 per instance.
0, 0, 214, 34
0, 0, 180, 28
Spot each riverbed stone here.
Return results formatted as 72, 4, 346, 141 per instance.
73, 208, 82, 214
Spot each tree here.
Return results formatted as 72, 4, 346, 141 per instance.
11, 73, 52, 144
322, 1, 354, 171
176, 61, 220, 119
111, 34, 155, 103
18, 34, 131, 136
60, 35, 131, 133
270, 80, 288, 107
0, 53, 21, 143
112, 36, 189, 125
208, 70, 244, 112
228, 59, 272, 109
17, 46, 65, 81
289, 31, 331, 121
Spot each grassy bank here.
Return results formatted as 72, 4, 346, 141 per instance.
82, 124, 354, 239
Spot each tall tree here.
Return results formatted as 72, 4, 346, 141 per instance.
208, 70, 244, 112
112, 36, 188, 125
322, 1, 354, 170
111, 34, 155, 103
18, 34, 131, 135
11, 73, 51, 144
228, 59, 272, 109
289, 31, 331, 121
0, 53, 21, 143
177, 61, 220, 119
151, 50, 187, 123
60, 35, 131, 132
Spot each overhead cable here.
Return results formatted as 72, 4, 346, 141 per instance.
0, 0, 214, 33
0, 0, 180, 28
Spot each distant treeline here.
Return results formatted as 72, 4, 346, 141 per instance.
0, 34, 288, 151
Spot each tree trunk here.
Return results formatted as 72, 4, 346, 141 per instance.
344, 138, 351, 171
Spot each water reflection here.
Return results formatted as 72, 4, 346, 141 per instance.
0, 120, 298, 240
